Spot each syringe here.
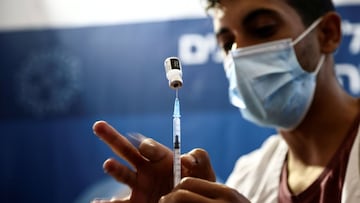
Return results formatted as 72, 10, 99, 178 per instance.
173, 89, 181, 187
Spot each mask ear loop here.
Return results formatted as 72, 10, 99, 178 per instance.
291, 18, 323, 46
291, 17, 325, 74
313, 54, 325, 74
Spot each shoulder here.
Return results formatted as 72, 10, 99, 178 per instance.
226, 135, 288, 202
234, 135, 286, 169
342, 123, 360, 202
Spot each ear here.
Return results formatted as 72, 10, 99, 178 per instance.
318, 12, 342, 54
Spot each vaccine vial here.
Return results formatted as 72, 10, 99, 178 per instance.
164, 57, 183, 89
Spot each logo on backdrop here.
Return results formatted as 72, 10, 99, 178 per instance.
15, 49, 82, 117
336, 19, 360, 95
342, 20, 360, 55
178, 33, 222, 65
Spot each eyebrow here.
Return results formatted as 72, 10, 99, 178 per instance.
242, 8, 281, 26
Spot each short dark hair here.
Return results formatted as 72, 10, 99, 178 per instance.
204, 0, 335, 26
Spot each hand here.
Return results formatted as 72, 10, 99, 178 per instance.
159, 177, 251, 203
92, 121, 216, 203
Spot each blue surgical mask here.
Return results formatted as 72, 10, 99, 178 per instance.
224, 18, 325, 130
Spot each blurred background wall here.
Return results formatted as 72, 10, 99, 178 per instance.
0, 0, 359, 202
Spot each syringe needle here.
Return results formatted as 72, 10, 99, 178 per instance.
174, 94, 180, 116
173, 92, 181, 187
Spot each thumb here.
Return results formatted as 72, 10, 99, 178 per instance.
181, 148, 216, 182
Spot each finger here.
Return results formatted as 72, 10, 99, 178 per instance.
103, 158, 136, 188
91, 198, 130, 203
138, 138, 173, 162
176, 177, 250, 202
181, 149, 216, 181
159, 189, 211, 203
93, 121, 145, 167
176, 178, 224, 199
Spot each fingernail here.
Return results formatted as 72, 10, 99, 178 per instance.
141, 139, 156, 155
140, 138, 166, 161
127, 132, 147, 148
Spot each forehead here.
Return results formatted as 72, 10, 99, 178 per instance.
213, 0, 293, 13
212, 0, 302, 31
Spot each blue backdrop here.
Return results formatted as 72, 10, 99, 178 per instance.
1, 3, 359, 203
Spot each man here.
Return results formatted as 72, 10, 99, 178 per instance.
92, 0, 360, 202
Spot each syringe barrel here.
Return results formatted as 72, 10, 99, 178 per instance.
173, 117, 181, 147
173, 147, 181, 186
173, 105, 181, 187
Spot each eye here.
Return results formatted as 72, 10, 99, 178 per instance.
242, 10, 281, 40
250, 23, 278, 38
